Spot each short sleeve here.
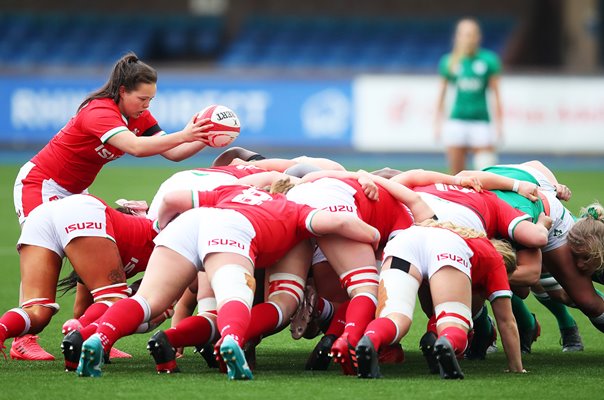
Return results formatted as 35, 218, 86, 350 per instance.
493, 196, 531, 241
79, 103, 129, 144
486, 257, 512, 302
438, 54, 452, 80
486, 52, 502, 77
195, 190, 219, 208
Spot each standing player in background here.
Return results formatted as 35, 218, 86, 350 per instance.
11, 52, 214, 360
434, 18, 503, 174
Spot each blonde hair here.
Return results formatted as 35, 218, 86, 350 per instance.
567, 202, 604, 271
449, 18, 481, 75
419, 219, 485, 239
269, 177, 296, 195
490, 239, 517, 274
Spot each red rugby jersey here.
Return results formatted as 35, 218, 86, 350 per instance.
195, 185, 317, 268
414, 184, 530, 241
31, 98, 161, 193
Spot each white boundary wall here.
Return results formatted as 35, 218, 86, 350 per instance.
353, 75, 604, 154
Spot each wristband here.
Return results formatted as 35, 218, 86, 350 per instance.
512, 180, 520, 193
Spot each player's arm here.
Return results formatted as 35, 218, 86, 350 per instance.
360, 171, 436, 223
391, 169, 482, 192
490, 296, 525, 372
511, 214, 550, 250
456, 170, 538, 201
509, 248, 542, 287
238, 171, 300, 188
522, 160, 572, 201
308, 210, 380, 249
229, 157, 297, 172
489, 75, 503, 140
157, 190, 197, 229
106, 116, 213, 158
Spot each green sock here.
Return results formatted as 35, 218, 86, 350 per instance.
472, 306, 494, 343
511, 294, 535, 332
533, 293, 576, 330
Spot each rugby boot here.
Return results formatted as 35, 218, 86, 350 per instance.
76, 335, 104, 377
10, 334, 55, 361
330, 333, 357, 376
290, 284, 318, 340
434, 336, 464, 380
520, 313, 541, 354
61, 319, 83, 335
560, 325, 584, 352
219, 336, 253, 380
62, 330, 83, 371
109, 347, 132, 359
305, 334, 335, 370
378, 343, 405, 364
194, 343, 219, 368
147, 331, 180, 374
419, 331, 439, 374
355, 336, 382, 379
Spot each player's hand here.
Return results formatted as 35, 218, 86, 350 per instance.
357, 171, 379, 201
555, 184, 572, 201
183, 115, 214, 143
504, 368, 528, 374
518, 181, 539, 202
228, 157, 250, 166
456, 175, 482, 192
537, 212, 553, 230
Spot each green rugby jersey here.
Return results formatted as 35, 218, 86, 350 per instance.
439, 49, 501, 122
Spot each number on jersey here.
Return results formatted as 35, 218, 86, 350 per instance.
232, 187, 273, 206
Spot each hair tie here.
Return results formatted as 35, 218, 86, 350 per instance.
581, 206, 600, 220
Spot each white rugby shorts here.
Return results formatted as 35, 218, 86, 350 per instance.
443, 119, 495, 148
383, 226, 473, 280
18, 194, 111, 257
154, 207, 256, 271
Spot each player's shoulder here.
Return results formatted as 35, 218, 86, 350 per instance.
78, 98, 121, 117
477, 49, 499, 60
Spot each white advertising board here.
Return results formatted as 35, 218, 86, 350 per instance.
353, 75, 604, 154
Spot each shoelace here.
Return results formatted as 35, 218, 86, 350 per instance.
0, 343, 7, 361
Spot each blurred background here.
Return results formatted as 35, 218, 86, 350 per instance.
0, 0, 603, 170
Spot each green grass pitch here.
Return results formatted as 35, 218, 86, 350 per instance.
0, 164, 603, 400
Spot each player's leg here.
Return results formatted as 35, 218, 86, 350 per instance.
204, 252, 256, 380
77, 246, 197, 377
0, 245, 61, 361
430, 266, 473, 379
356, 256, 421, 379
317, 236, 379, 375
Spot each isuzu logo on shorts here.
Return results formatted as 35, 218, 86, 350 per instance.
64, 222, 103, 234
436, 253, 469, 269
208, 238, 245, 249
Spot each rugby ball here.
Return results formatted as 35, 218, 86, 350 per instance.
196, 104, 240, 148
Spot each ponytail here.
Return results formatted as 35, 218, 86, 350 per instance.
568, 202, 604, 272
78, 52, 157, 111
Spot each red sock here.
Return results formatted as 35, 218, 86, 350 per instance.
343, 295, 376, 347
217, 300, 250, 347
324, 301, 349, 337
364, 317, 397, 350
0, 309, 28, 342
165, 315, 215, 348
79, 323, 98, 340
245, 302, 280, 343
426, 315, 437, 335
78, 302, 109, 327
439, 326, 468, 357
95, 298, 146, 352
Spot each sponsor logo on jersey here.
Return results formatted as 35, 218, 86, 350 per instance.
472, 60, 487, 75
436, 253, 469, 269
208, 238, 245, 249
323, 205, 354, 213
457, 77, 482, 91
95, 144, 119, 161
48, 195, 60, 202
64, 222, 103, 234
124, 257, 139, 275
